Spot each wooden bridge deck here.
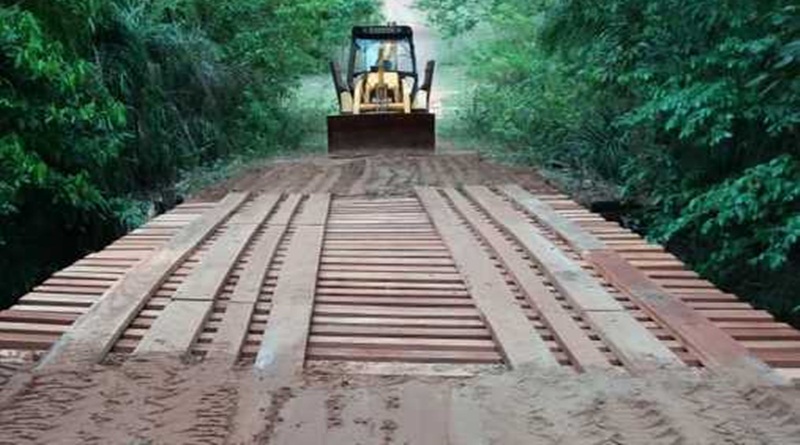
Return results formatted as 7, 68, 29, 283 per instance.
2, 185, 798, 383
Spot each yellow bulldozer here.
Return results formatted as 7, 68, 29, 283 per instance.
328, 25, 435, 152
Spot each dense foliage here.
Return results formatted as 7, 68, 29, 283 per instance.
420, 0, 800, 324
0, 0, 378, 307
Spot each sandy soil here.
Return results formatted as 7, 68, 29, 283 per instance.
189, 152, 556, 201
1, 357, 798, 444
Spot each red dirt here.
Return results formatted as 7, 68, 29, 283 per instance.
190, 152, 555, 201
1, 357, 798, 444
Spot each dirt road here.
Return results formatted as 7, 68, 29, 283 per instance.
190, 153, 552, 201
1, 357, 798, 444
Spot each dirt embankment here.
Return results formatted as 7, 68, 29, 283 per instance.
1, 358, 798, 444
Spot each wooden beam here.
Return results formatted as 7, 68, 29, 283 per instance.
463, 186, 682, 373
501, 184, 605, 253
587, 249, 784, 382
464, 187, 623, 312
255, 194, 330, 375
206, 195, 303, 364
415, 187, 560, 370
297, 193, 331, 226
502, 184, 785, 383
442, 188, 613, 372
135, 194, 281, 355
133, 300, 214, 354
38, 192, 249, 369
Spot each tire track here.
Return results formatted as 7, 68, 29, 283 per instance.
438, 155, 466, 185
180, 383, 239, 444
450, 154, 481, 185
0, 370, 97, 444
347, 158, 372, 195
678, 379, 800, 443
587, 396, 687, 445
329, 159, 364, 194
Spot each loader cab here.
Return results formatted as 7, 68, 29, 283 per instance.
347, 26, 418, 94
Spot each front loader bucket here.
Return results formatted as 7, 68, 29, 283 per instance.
327, 113, 435, 153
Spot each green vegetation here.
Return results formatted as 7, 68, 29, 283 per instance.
0, 0, 379, 307
419, 0, 800, 325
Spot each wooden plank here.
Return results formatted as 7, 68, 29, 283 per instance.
271, 194, 304, 225
320, 264, 459, 273
20, 293, 98, 306
203, 303, 254, 361
464, 186, 682, 373
33, 285, 105, 295
443, 188, 612, 372
318, 271, 462, 283
501, 184, 606, 252
314, 296, 471, 307
583, 311, 685, 371
325, 233, 439, 239
741, 340, 800, 351
307, 336, 497, 351
51, 271, 122, 280
586, 249, 784, 382
328, 217, 430, 223
324, 241, 446, 248
296, 193, 330, 225
316, 287, 469, 297
502, 185, 787, 383
254, 194, 329, 375
325, 227, 434, 233
12, 304, 89, 314
172, 196, 280, 302
416, 187, 559, 369
134, 194, 280, 355
38, 193, 248, 369
322, 250, 451, 258
313, 304, 479, 319
206, 196, 303, 363
312, 316, 486, 328
133, 300, 214, 353
0, 332, 61, 349
463, 186, 624, 313
310, 325, 490, 338
231, 197, 303, 305
321, 245, 448, 251
227, 193, 283, 225
727, 329, 800, 340
47, 276, 119, 289
0, 322, 68, 335
306, 347, 501, 363
0, 310, 78, 324
317, 280, 466, 291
